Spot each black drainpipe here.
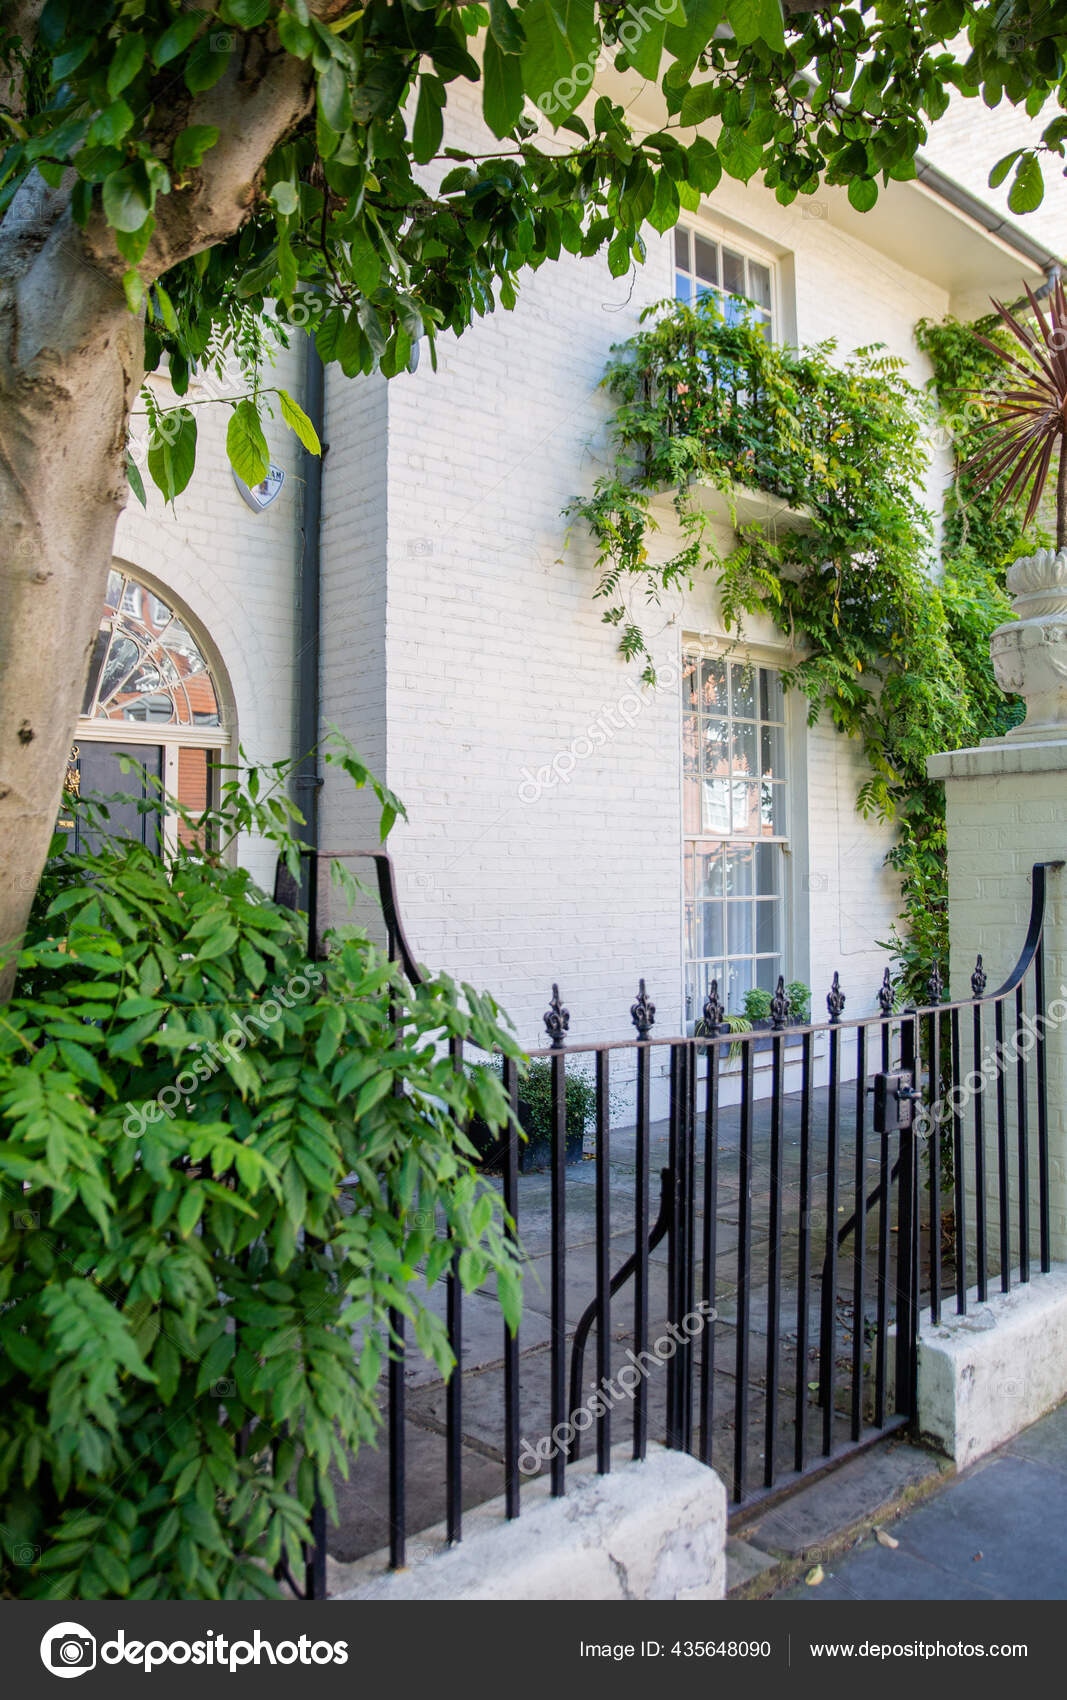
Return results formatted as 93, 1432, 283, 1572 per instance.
295, 336, 325, 935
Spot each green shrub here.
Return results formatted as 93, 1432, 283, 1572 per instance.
512, 1059, 597, 1143
0, 746, 521, 1599
785, 981, 811, 1022
741, 988, 773, 1022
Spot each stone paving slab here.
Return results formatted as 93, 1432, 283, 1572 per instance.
744, 1440, 947, 1560
330, 1419, 505, 1564
776, 1401, 1067, 1600
331, 1082, 929, 1564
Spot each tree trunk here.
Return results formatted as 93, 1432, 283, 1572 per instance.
0, 33, 318, 995
0, 183, 143, 995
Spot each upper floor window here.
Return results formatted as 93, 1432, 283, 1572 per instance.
674, 225, 774, 341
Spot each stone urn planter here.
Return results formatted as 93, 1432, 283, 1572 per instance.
990, 547, 1067, 739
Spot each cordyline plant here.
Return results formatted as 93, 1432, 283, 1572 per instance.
965, 276, 1067, 550
0, 745, 522, 1599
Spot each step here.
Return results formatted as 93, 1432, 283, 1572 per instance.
726, 1439, 950, 1597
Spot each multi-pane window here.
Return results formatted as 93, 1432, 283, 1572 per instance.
683, 653, 788, 1023
674, 226, 774, 340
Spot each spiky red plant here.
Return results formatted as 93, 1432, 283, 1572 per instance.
964, 276, 1067, 550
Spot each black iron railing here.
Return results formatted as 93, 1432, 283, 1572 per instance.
277, 852, 1058, 1588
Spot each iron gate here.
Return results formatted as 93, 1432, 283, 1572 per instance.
278, 853, 1059, 1590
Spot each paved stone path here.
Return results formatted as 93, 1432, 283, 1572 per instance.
330, 1079, 948, 1564
776, 1400, 1067, 1599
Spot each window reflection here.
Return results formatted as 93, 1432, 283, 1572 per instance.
683, 652, 789, 1022
82, 571, 221, 727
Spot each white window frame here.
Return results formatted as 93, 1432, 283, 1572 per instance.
74, 568, 232, 859
681, 642, 793, 1027
673, 219, 781, 343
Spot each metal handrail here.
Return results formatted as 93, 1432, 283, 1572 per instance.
566, 1168, 673, 1461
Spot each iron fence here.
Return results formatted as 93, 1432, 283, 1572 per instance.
278, 852, 1059, 1589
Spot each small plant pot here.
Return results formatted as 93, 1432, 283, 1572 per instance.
467, 1097, 586, 1174
728, 1016, 808, 1055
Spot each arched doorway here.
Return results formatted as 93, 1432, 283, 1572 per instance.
60, 567, 232, 853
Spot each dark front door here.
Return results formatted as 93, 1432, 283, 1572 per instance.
62, 741, 164, 854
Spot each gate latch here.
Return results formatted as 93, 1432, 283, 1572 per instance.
871, 1071, 915, 1133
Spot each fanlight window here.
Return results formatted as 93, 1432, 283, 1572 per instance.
81, 570, 221, 727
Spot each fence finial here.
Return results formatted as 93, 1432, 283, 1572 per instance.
927, 963, 944, 1005
702, 979, 724, 1032
771, 974, 788, 1030
631, 978, 656, 1039
543, 983, 570, 1049
827, 970, 845, 1023
877, 967, 893, 1018
971, 954, 987, 997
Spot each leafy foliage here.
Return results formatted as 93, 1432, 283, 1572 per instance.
0, 751, 522, 1599
3, 2, 1067, 504
572, 297, 1025, 996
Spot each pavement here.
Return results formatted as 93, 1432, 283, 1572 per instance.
329, 1077, 939, 1565
770, 1400, 1067, 1600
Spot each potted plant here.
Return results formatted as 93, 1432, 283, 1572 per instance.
466, 1059, 597, 1173
741, 979, 812, 1041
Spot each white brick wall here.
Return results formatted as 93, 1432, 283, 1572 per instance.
107, 81, 1017, 1082
113, 340, 305, 890
351, 83, 927, 1069
926, 93, 1067, 270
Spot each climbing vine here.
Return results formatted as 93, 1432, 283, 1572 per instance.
572, 297, 1033, 995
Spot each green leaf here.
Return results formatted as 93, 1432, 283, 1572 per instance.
147, 409, 198, 503
318, 61, 352, 134
686, 136, 721, 193
219, 0, 273, 23
226, 400, 271, 487
679, 82, 719, 127
183, 34, 232, 93
646, 169, 680, 233
277, 388, 321, 455
719, 129, 763, 182
173, 125, 220, 176
108, 34, 146, 98
988, 148, 1023, 190
88, 100, 134, 148
127, 455, 147, 508
102, 166, 153, 233
269, 179, 299, 216
483, 36, 525, 139
520, 0, 598, 123
1008, 153, 1045, 214
488, 0, 525, 53
348, 225, 381, 297
665, 0, 727, 67
727, 0, 784, 50
848, 177, 878, 212
122, 269, 145, 315
178, 1188, 204, 1238
154, 12, 203, 68
412, 75, 446, 166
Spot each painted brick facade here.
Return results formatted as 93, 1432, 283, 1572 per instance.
98, 80, 1051, 1079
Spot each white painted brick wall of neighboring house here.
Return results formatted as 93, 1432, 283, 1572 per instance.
112, 339, 305, 891
333, 81, 948, 1100
926, 93, 1067, 272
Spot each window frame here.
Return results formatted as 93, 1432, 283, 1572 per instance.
74, 567, 232, 859
673, 219, 780, 344
680, 643, 793, 1027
